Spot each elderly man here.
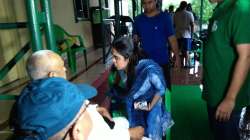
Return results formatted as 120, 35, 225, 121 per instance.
10, 50, 144, 140
203, 0, 250, 140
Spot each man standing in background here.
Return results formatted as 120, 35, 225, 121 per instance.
174, 1, 194, 67
133, 0, 180, 90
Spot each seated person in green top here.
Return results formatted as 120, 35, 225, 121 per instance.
107, 65, 128, 116
106, 37, 174, 139
106, 40, 147, 117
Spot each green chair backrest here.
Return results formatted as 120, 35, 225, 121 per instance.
54, 25, 65, 44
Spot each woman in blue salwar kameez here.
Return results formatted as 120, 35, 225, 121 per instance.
109, 37, 174, 140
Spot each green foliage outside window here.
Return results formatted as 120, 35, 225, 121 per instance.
162, 0, 216, 24
192, 0, 216, 24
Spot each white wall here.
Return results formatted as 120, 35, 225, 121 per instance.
89, 0, 99, 7
0, 0, 30, 85
51, 0, 93, 48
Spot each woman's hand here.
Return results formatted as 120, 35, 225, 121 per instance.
148, 94, 161, 111
147, 103, 152, 111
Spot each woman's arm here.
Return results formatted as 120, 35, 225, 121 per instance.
148, 72, 166, 111
148, 94, 161, 110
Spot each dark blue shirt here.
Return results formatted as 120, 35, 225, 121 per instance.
133, 12, 175, 65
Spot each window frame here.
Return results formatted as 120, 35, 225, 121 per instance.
73, 0, 90, 22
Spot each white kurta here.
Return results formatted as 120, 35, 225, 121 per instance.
87, 105, 130, 140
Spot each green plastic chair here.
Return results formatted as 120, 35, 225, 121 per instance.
54, 24, 87, 73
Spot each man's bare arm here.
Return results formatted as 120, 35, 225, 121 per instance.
133, 34, 140, 46
168, 35, 181, 68
191, 21, 195, 34
216, 44, 250, 121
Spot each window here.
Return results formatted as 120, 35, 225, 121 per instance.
73, 0, 89, 22
104, 0, 109, 8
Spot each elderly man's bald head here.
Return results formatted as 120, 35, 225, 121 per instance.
26, 50, 66, 80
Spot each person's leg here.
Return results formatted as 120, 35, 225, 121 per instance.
186, 38, 193, 67
160, 64, 171, 91
126, 98, 146, 128
182, 38, 192, 67
207, 105, 241, 140
147, 103, 163, 140
177, 38, 184, 67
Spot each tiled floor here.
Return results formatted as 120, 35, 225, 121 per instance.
69, 48, 111, 85
171, 64, 202, 85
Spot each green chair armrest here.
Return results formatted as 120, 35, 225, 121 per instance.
0, 95, 17, 100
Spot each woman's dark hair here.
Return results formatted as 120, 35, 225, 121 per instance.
111, 37, 146, 90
